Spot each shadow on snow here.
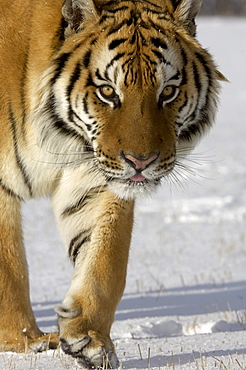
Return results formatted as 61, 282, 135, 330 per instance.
116, 280, 246, 320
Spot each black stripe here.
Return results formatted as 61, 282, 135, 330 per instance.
50, 52, 72, 85
194, 52, 212, 85
67, 63, 82, 122
143, 6, 162, 15
0, 179, 23, 201
102, 0, 120, 7
69, 106, 96, 132
109, 38, 127, 50
72, 236, 91, 263
50, 39, 89, 84
95, 69, 107, 82
121, 55, 134, 73
20, 53, 29, 140
99, 14, 114, 25
152, 49, 163, 61
183, 106, 211, 141
141, 54, 157, 85
85, 73, 97, 88
140, 0, 163, 9
69, 230, 89, 256
67, 62, 81, 97
105, 5, 129, 14
51, 117, 82, 140
106, 53, 125, 70
85, 123, 92, 131
124, 63, 138, 86
137, 20, 150, 30
107, 18, 133, 36
83, 92, 89, 114
192, 61, 202, 92
145, 18, 165, 34
9, 106, 33, 197
180, 47, 188, 66
192, 58, 210, 124
129, 32, 137, 45
69, 232, 91, 264
170, 71, 181, 81
172, 0, 182, 8
178, 91, 188, 113
83, 50, 92, 68
69, 232, 82, 256
62, 186, 105, 218
179, 120, 204, 142
53, 17, 67, 48
42, 93, 82, 142
142, 53, 157, 67
151, 37, 168, 50
181, 66, 187, 85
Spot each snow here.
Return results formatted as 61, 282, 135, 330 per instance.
1, 17, 246, 370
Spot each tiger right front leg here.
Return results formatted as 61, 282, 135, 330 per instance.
52, 168, 134, 369
0, 188, 58, 353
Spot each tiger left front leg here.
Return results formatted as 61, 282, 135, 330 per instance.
52, 175, 134, 368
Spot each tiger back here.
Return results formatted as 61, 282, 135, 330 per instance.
0, 0, 225, 368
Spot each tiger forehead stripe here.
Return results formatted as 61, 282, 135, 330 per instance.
106, 53, 125, 70
104, 5, 129, 13
101, 1, 171, 36
103, 0, 164, 14
151, 37, 168, 50
107, 17, 133, 36
109, 38, 128, 50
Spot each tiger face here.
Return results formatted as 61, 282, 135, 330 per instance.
38, 0, 225, 200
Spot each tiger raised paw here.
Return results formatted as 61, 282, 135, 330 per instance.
0, 0, 225, 368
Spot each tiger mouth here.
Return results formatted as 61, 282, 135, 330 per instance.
129, 173, 146, 182
109, 176, 161, 186
106, 175, 162, 200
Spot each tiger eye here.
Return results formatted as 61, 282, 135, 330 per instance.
161, 85, 177, 100
100, 85, 115, 99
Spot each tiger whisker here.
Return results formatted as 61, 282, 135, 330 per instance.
165, 169, 188, 194
44, 147, 94, 157
29, 155, 95, 167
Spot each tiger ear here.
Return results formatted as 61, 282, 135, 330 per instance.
62, 0, 99, 37
172, 0, 202, 35
173, 0, 202, 20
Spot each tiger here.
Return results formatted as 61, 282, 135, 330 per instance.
0, 0, 225, 368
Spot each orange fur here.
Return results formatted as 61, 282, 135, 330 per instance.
0, 0, 224, 367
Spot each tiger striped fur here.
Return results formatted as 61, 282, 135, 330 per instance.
0, 0, 225, 367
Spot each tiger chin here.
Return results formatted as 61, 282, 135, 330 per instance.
0, 0, 226, 368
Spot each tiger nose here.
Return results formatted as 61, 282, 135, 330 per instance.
122, 152, 158, 170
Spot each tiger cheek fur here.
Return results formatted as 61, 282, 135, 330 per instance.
0, 0, 225, 368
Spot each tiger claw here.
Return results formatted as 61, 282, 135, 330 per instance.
28, 332, 59, 352
60, 332, 119, 369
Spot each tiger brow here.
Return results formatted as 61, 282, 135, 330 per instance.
103, 5, 129, 13
107, 18, 133, 36
106, 53, 125, 70
95, 53, 125, 83
169, 71, 181, 80
95, 69, 108, 82
108, 38, 128, 50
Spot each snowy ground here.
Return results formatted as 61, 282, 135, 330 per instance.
1, 17, 246, 370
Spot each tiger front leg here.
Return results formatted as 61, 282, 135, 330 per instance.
53, 176, 134, 368
0, 190, 59, 353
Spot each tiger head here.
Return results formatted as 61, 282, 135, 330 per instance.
38, 0, 226, 200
